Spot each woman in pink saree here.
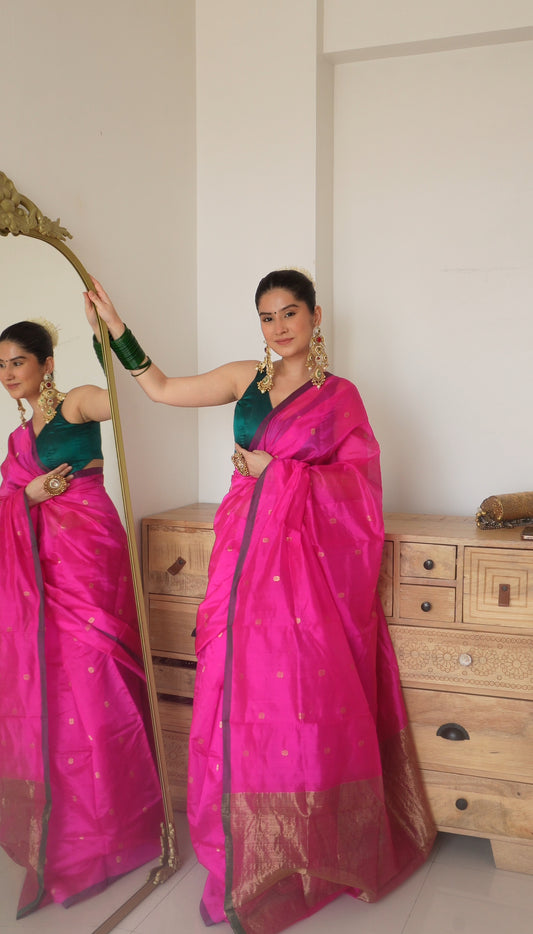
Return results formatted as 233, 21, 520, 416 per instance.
0, 321, 164, 918
87, 270, 436, 934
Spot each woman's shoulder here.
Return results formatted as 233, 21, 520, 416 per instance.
228, 360, 262, 400
61, 385, 106, 423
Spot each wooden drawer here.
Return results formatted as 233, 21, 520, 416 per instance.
464, 547, 533, 630
153, 658, 196, 698
145, 524, 214, 597
161, 729, 189, 811
378, 540, 393, 616
399, 584, 456, 623
403, 687, 533, 781
148, 597, 198, 658
158, 698, 193, 811
390, 625, 533, 699
400, 542, 457, 580
158, 696, 194, 733
421, 768, 533, 840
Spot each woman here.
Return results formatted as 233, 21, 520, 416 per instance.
86, 270, 436, 934
0, 320, 164, 918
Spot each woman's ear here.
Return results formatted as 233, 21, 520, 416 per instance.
313, 305, 322, 328
44, 355, 55, 377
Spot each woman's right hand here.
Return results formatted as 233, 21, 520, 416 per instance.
25, 464, 72, 506
84, 277, 126, 341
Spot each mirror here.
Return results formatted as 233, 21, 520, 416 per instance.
0, 172, 178, 933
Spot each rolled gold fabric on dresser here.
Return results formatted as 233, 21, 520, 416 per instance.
476, 491, 533, 528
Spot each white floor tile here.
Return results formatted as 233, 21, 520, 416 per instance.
403, 857, 533, 934
134, 863, 209, 934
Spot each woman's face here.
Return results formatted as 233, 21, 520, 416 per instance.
257, 288, 321, 360
0, 340, 53, 403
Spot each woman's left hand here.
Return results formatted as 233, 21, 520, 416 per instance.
234, 443, 273, 478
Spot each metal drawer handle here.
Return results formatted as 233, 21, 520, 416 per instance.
167, 556, 187, 575
437, 722, 470, 741
423, 559, 434, 570
455, 798, 469, 811
421, 601, 432, 612
459, 653, 473, 667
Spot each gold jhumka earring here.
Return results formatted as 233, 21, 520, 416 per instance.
306, 326, 328, 388
257, 343, 274, 394
38, 374, 66, 424
17, 399, 27, 429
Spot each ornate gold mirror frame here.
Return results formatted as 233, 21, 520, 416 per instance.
0, 172, 178, 934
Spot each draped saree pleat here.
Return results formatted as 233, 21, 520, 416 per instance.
188, 375, 436, 934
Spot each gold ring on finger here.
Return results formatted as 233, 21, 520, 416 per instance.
43, 475, 68, 496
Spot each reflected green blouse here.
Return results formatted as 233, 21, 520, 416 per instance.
233, 376, 273, 449
36, 402, 103, 472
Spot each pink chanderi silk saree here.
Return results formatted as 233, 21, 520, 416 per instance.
0, 424, 164, 918
188, 374, 436, 934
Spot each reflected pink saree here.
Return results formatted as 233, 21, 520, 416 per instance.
188, 375, 435, 934
0, 424, 164, 917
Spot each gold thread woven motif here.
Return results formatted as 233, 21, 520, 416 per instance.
223, 727, 435, 931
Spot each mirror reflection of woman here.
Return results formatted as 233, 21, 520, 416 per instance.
0, 321, 164, 918
87, 270, 436, 934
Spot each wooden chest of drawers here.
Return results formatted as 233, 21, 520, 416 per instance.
143, 506, 533, 873
141, 503, 217, 810
384, 514, 533, 874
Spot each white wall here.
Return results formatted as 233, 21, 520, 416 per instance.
324, 0, 533, 56
1, 0, 198, 526
195, 0, 332, 503
331, 26, 533, 514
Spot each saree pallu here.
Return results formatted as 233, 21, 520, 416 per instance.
188, 375, 436, 934
0, 425, 164, 917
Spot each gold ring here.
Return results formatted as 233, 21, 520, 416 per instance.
43, 475, 68, 496
231, 451, 250, 477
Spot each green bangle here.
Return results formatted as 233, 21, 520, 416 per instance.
131, 358, 153, 377
110, 325, 148, 370
92, 334, 104, 370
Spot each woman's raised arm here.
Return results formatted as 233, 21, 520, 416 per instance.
85, 278, 257, 408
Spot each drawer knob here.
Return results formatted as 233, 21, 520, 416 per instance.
459, 653, 473, 667
455, 798, 469, 811
423, 559, 434, 570
421, 601, 432, 612
167, 556, 187, 576
437, 722, 470, 741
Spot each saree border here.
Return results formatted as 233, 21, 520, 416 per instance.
15, 494, 53, 918
221, 465, 267, 932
